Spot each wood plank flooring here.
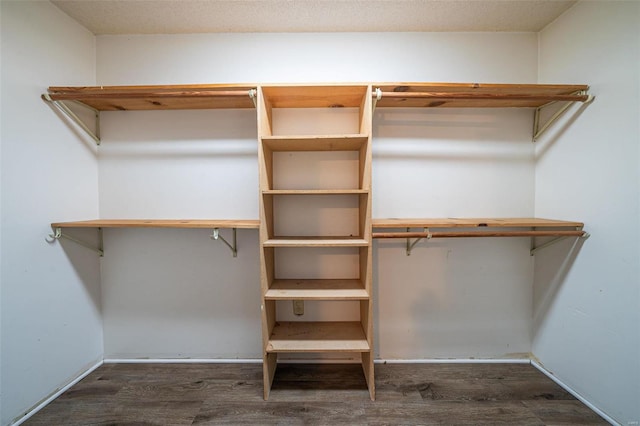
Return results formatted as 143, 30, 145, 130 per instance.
24, 363, 608, 425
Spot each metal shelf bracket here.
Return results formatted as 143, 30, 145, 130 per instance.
42, 93, 101, 145
533, 91, 594, 142
406, 227, 431, 256
210, 228, 238, 257
46, 227, 104, 256
530, 228, 590, 256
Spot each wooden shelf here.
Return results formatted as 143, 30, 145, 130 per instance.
373, 218, 584, 229
261, 85, 368, 108
261, 135, 368, 151
372, 217, 585, 239
45, 82, 591, 112
263, 189, 368, 195
45, 84, 257, 111
265, 279, 368, 300
374, 83, 589, 108
50, 219, 260, 229
263, 237, 369, 247
266, 321, 370, 353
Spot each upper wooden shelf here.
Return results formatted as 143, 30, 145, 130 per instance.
50, 219, 260, 229
373, 218, 584, 229
45, 82, 589, 112
374, 83, 589, 108
45, 84, 257, 111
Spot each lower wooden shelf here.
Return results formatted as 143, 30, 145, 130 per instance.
263, 237, 369, 247
265, 279, 368, 300
266, 321, 370, 353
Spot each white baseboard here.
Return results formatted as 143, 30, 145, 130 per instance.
531, 360, 618, 426
12, 359, 104, 426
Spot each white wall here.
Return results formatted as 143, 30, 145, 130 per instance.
534, 1, 640, 424
0, 2, 100, 425
96, 32, 537, 359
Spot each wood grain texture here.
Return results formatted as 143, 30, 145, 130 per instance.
261, 85, 369, 108
373, 82, 589, 108
372, 218, 584, 229
261, 135, 368, 151
24, 363, 607, 426
263, 189, 368, 195
265, 279, 368, 300
263, 237, 369, 247
47, 84, 257, 110
267, 321, 370, 352
50, 219, 260, 229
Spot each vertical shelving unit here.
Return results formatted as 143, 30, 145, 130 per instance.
257, 85, 375, 400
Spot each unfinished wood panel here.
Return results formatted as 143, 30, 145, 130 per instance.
266, 322, 369, 352
263, 189, 368, 195
373, 82, 589, 108
263, 237, 369, 247
261, 85, 369, 109
47, 84, 257, 110
265, 279, 367, 300
261, 135, 368, 152
50, 219, 260, 229
372, 217, 584, 229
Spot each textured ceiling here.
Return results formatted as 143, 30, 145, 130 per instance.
51, 0, 576, 34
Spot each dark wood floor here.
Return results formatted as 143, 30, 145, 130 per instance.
25, 363, 608, 425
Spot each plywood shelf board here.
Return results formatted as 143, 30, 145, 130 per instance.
372, 218, 584, 229
47, 84, 257, 111
374, 82, 589, 108
261, 85, 369, 108
47, 82, 590, 111
263, 237, 369, 247
263, 189, 368, 195
266, 321, 370, 353
50, 219, 260, 229
265, 279, 368, 300
261, 135, 368, 151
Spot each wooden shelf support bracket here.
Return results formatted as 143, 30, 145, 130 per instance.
46, 227, 104, 257
530, 228, 590, 256
210, 227, 238, 257
532, 91, 594, 142
42, 93, 101, 145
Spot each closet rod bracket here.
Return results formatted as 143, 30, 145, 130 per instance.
42, 93, 101, 145
406, 227, 431, 256
46, 227, 104, 257
532, 91, 594, 142
249, 89, 257, 108
210, 228, 238, 257
530, 227, 590, 256
372, 87, 382, 112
